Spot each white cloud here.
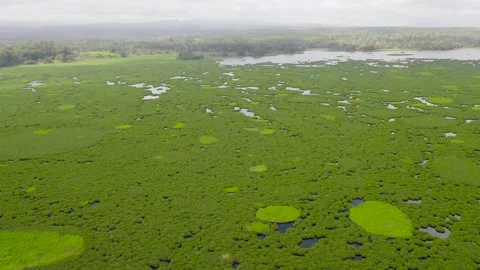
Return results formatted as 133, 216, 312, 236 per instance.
0, 0, 479, 26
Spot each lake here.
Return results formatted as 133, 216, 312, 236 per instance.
219, 49, 480, 66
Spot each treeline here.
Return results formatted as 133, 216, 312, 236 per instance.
0, 41, 79, 67
176, 52, 204, 60
307, 27, 480, 51
1, 27, 480, 67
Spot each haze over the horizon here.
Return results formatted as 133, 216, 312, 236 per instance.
0, 0, 479, 27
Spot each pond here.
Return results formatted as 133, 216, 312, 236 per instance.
129, 83, 171, 100
405, 199, 422, 204
219, 49, 480, 66
352, 255, 366, 261
28, 81, 45, 87
24, 81, 45, 92
419, 227, 451, 239
414, 97, 437, 107
277, 222, 294, 233
349, 242, 362, 249
234, 107, 260, 119
350, 199, 364, 206
89, 201, 100, 207
299, 238, 320, 248
444, 132, 457, 138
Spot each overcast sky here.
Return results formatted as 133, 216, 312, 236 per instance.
1, 0, 479, 27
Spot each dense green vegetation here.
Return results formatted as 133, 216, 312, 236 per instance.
177, 52, 204, 60
1, 53, 480, 269
2, 27, 480, 67
0, 128, 103, 159
77, 51, 124, 60
0, 42, 76, 67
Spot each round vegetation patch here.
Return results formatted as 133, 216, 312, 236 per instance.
199, 136, 219, 145
428, 97, 453, 104
33, 129, 53, 135
403, 116, 454, 128
0, 231, 84, 269
0, 128, 103, 159
57, 104, 77, 111
256, 206, 301, 223
292, 157, 303, 163
350, 201, 413, 238
245, 222, 269, 233
322, 114, 335, 121
249, 165, 268, 173
260, 129, 275, 135
115, 124, 133, 130
224, 186, 239, 193
441, 85, 459, 91
419, 71, 433, 76
174, 122, 186, 129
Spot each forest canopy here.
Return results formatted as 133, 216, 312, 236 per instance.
1, 27, 480, 67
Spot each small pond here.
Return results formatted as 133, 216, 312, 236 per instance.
234, 107, 260, 119
405, 199, 422, 204
299, 238, 320, 248
277, 222, 294, 233
349, 242, 362, 249
350, 199, 364, 206
28, 81, 45, 87
352, 255, 366, 261
444, 132, 457, 138
89, 201, 100, 207
419, 227, 451, 239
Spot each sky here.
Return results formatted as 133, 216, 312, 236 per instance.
0, 0, 479, 27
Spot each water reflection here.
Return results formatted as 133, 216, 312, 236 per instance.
352, 255, 366, 261
350, 199, 364, 206
405, 199, 422, 204
349, 242, 362, 249
277, 222, 294, 233
419, 227, 451, 239
28, 81, 45, 87
299, 238, 320, 248
234, 107, 260, 119
444, 132, 457, 138
220, 49, 480, 66
89, 201, 100, 207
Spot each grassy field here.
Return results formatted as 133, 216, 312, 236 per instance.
1, 54, 480, 269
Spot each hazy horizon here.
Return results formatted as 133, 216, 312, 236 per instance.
1, 0, 479, 27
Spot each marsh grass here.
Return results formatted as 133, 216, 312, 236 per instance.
0, 128, 103, 158
256, 206, 301, 223
350, 201, 413, 238
199, 136, 219, 145
245, 222, 269, 233
0, 231, 84, 269
0, 54, 479, 269
249, 165, 268, 173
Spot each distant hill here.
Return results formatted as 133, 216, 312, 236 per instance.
0, 20, 286, 41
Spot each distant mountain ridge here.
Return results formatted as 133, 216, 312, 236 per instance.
0, 20, 288, 41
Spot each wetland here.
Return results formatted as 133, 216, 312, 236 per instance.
1, 52, 480, 269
